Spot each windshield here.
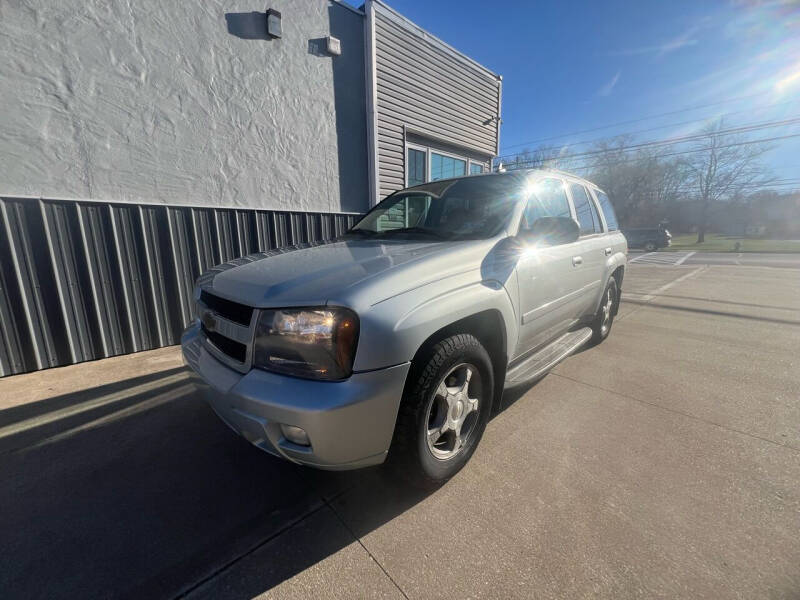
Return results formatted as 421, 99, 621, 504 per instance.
347, 175, 525, 240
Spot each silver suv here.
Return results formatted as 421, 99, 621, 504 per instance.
182, 169, 627, 485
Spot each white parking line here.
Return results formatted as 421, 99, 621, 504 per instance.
628, 252, 656, 263
624, 266, 706, 302
629, 252, 695, 266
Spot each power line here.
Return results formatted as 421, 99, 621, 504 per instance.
580, 131, 800, 166
497, 98, 800, 157
499, 131, 800, 173
498, 116, 800, 163
636, 180, 800, 194
499, 91, 800, 151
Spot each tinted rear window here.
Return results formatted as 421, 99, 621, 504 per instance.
594, 190, 619, 231
570, 183, 603, 235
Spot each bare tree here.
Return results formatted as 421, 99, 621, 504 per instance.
640, 151, 686, 207
586, 136, 686, 226
500, 145, 563, 171
498, 119, 774, 236
682, 119, 773, 243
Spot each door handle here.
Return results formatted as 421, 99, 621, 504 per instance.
604, 247, 612, 256
572, 256, 583, 266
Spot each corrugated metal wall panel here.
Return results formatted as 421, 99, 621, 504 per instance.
40, 200, 95, 364
0, 197, 362, 377
139, 205, 174, 348
190, 208, 216, 277
214, 209, 236, 265
76, 202, 126, 358
109, 204, 153, 353
0, 230, 26, 376
1, 200, 61, 370
167, 207, 200, 336
373, 6, 501, 198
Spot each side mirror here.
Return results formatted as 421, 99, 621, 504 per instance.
519, 216, 579, 246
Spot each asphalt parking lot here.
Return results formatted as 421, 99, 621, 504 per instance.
1, 256, 799, 599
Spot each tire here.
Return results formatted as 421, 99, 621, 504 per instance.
644, 241, 657, 252
590, 277, 619, 345
387, 334, 494, 488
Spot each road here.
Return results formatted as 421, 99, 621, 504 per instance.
1, 262, 799, 599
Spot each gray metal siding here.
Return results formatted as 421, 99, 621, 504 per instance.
0, 197, 359, 377
373, 8, 500, 198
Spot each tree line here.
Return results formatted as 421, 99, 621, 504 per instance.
498, 119, 792, 243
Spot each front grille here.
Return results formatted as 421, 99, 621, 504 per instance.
200, 291, 253, 326
201, 323, 247, 363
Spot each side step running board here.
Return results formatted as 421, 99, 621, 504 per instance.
504, 327, 593, 389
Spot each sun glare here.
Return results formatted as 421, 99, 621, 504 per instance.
775, 65, 800, 93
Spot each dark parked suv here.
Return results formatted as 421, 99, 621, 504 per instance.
623, 227, 672, 251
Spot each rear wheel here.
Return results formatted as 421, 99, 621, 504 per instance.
590, 278, 618, 345
644, 241, 657, 251
388, 334, 493, 488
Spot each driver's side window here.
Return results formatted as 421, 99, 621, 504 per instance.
521, 178, 571, 231
375, 195, 431, 231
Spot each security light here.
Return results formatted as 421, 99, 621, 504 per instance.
326, 36, 341, 56
266, 8, 281, 38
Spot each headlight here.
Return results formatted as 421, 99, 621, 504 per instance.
253, 308, 359, 380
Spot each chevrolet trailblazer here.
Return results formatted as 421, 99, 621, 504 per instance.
182, 169, 627, 485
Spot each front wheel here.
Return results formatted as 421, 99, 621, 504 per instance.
644, 241, 657, 252
387, 334, 494, 488
590, 277, 619, 345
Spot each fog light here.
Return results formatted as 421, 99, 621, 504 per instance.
280, 424, 310, 446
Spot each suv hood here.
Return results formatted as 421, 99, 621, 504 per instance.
198, 238, 494, 308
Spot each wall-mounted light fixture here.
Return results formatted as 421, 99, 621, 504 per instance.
326, 36, 341, 56
266, 8, 281, 38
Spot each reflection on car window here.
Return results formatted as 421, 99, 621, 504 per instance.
350, 175, 525, 240
522, 178, 571, 230
570, 183, 603, 235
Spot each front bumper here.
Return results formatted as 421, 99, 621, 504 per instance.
182, 324, 410, 470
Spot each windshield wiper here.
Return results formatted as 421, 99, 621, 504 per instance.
376, 227, 451, 239
340, 229, 377, 238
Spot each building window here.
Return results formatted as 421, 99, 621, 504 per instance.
407, 148, 426, 187
406, 143, 488, 187
431, 152, 467, 181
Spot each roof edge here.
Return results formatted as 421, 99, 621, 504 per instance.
371, 0, 501, 81
330, 0, 365, 16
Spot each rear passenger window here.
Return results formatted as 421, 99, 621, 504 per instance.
593, 190, 619, 231
522, 178, 571, 229
570, 183, 602, 235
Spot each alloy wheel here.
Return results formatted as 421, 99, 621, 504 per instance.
600, 286, 614, 335
425, 363, 482, 460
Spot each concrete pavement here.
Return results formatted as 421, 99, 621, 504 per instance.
1, 263, 798, 599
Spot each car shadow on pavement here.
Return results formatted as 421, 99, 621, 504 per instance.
622, 298, 800, 326
0, 367, 544, 599
637, 292, 800, 312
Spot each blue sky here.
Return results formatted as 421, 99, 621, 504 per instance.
350, 0, 800, 185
